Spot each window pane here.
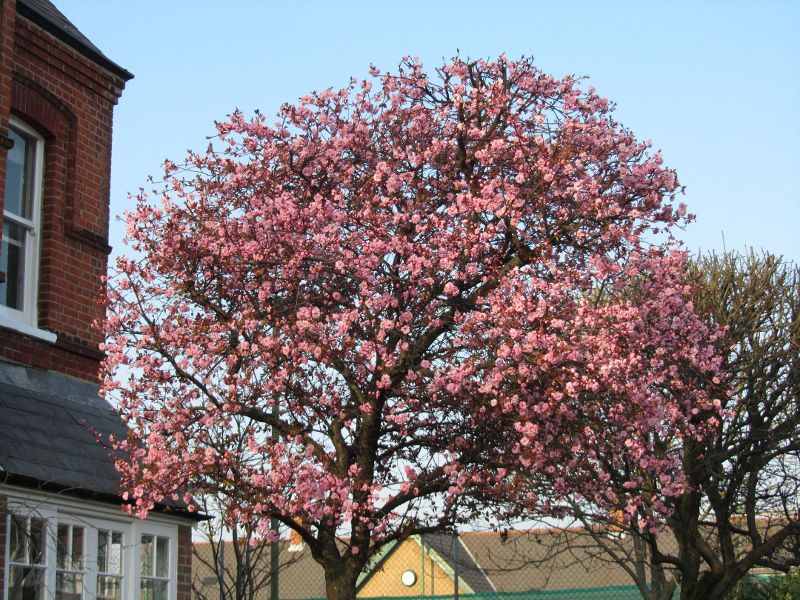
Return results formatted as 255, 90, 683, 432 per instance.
141, 578, 168, 600
97, 530, 124, 599
97, 575, 122, 600
9, 515, 25, 562
28, 518, 46, 565
57, 524, 70, 569
155, 537, 169, 577
97, 530, 108, 571
55, 571, 83, 600
141, 534, 154, 576
71, 526, 84, 570
109, 532, 123, 574
98, 530, 123, 574
4, 127, 32, 218
1, 220, 27, 309
8, 565, 45, 600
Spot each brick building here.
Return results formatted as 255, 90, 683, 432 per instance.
0, 1, 199, 599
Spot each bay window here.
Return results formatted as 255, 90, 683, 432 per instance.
3, 504, 177, 600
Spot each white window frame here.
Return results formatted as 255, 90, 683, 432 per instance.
3, 497, 180, 600
5, 506, 53, 600
1, 117, 55, 343
54, 520, 88, 600
136, 528, 175, 600
93, 526, 126, 600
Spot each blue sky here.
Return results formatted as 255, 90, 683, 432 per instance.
60, 1, 799, 261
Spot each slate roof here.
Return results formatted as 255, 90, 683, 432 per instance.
460, 529, 653, 592
0, 360, 126, 498
0, 360, 199, 519
16, 0, 133, 81
422, 533, 496, 594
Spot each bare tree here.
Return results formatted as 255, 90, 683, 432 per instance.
192, 495, 300, 600
514, 251, 799, 600
669, 251, 800, 598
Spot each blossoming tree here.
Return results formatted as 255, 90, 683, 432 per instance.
103, 57, 722, 600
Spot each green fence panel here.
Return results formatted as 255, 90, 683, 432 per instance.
299, 586, 665, 600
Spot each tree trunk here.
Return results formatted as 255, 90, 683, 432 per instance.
677, 560, 704, 600
670, 486, 704, 600
681, 569, 748, 600
323, 567, 360, 600
681, 577, 719, 600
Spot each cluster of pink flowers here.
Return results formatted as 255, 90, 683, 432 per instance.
102, 56, 722, 551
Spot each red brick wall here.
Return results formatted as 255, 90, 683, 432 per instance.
0, 1, 16, 132
177, 524, 193, 600
0, 0, 129, 382
0, 0, 18, 193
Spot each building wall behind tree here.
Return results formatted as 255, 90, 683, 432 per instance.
359, 538, 458, 598
0, 0, 127, 382
0, 5, 195, 600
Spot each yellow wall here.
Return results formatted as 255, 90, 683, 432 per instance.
358, 538, 456, 598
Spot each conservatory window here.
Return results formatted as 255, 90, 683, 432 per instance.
3, 506, 177, 600
139, 535, 170, 600
7, 514, 47, 600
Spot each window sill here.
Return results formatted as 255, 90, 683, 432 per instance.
0, 314, 57, 343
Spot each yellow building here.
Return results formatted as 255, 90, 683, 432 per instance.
357, 534, 495, 597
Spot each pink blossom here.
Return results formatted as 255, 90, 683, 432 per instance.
102, 55, 721, 575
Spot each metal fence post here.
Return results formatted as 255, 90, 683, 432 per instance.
452, 532, 459, 600
270, 405, 280, 600
219, 535, 225, 600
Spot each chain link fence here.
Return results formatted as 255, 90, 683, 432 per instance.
194, 527, 684, 600
194, 520, 800, 600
